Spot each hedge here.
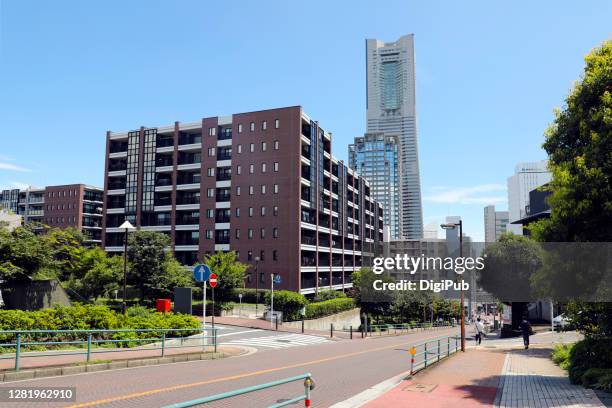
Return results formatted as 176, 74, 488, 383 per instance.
0, 304, 200, 350
230, 288, 270, 303
305, 298, 355, 320
264, 290, 308, 321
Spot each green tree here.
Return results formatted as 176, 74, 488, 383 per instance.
352, 268, 393, 323
44, 227, 87, 280
0, 225, 52, 282
148, 255, 194, 298
127, 230, 170, 298
530, 40, 612, 242
203, 251, 248, 300
528, 40, 612, 336
79, 254, 123, 300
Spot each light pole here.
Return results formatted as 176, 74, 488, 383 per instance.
254, 256, 260, 316
119, 220, 135, 314
441, 220, 465, 352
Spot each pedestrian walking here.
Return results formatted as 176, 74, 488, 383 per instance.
519, 316, 534, 349
474, 317, 485, 345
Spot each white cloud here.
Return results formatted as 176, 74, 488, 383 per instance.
0, 162, 30, 172
425, 184, 506, 205
11, 182, 31, 190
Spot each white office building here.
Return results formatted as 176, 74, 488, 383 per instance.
484, 205, 509, 242
366, 34, 423, 239
506, 161, 551, 234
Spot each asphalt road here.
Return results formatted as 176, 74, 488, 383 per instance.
0, 326, 460, 408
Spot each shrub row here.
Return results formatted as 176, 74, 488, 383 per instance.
305, 298, 355, 320
230, 288, 270, 304
0, 304, 200, 348
552, 338, 612, 391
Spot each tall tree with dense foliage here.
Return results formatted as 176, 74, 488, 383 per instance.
203, 251, 248, 300
0, 224, 52, 282
127, 230, 171, 297
528, 40, 612, 337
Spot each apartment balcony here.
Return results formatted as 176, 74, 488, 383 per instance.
216, 192, 230, 202
109, 140, 128, 153
216, 169, 232, 181
218, 128, 232, 140
178, 133, 202, 145
156, 136, 174, 148
216, 152, 232, 161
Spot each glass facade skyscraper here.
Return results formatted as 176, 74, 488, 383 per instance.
366, 34, 423, 239
349, 133, 402, 239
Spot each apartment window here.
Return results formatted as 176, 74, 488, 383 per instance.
261, 163, 267, 173
208, 127, 216, 136
262, 141, 267, 151
275, 119, 280, 129
259, 273, 265, 284
236, 165, 241, 175
273, 206, 279, 216
235, 229, 240, 239
250, 122, 255, 132
207, 168, 215, 177
261, 206, 266, 216
235, 208, 240, 217
261, 185, 266, 194
274, 140, 279, 150
205, 230, 213, 239
237, 144, 242, 154
248, 251, 253, 261
238, 124, 243, 133
248, 207, 253, 217
206, 209, 214, 218
273, 250, 278, 261
273, 227, 278, 238
262, 120, 267, 130
260, 250, 265, 260
274, 162, 279, 172
207, 188, 214, 198
236, 186, 241, 196
249, 186, 254, 195
249, 164, 254, 174
208, 147, 216, 156
250, 143, 254, 152
260, 228, 265, 239
273, 184, 279, 194
248, 229, 253, 239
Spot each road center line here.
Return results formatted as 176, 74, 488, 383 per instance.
66, 340, 411, 408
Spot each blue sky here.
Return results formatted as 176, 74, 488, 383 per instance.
0, 0, 610, 240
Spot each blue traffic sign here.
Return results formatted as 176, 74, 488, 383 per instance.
193, 264, 212, 282
273, 274, 281, 285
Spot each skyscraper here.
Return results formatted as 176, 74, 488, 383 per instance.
366, 34, 423, 239
349, 133, 402, 239
484, 205, 509, 242
507, 161, 551, 235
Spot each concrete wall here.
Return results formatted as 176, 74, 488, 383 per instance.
283, 308, 361, 331
1, 280, 71, 310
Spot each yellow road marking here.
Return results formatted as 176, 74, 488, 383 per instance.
67, 340, 409, 407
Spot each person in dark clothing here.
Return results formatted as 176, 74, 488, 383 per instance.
519, 317, 533, 349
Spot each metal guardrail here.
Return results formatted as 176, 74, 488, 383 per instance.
409, 334, 461, 375
163, 373, 315, 408
0, 327, 218, 371
366, 321, 454, 336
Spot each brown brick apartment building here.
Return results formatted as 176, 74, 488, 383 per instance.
102, 106, 383, 294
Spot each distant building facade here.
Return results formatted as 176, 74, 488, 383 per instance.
507, 161, 551, 234
349, 133, 402, 239
484, 205, 509, 242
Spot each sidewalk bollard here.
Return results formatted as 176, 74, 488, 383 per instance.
350, 326, 353, 340
304, 376, 313, 407
447, 337, 450, 357
275, 316, 279, 331
14, 334, 21, 371
437, 339, 441, 362
330, 323, 334, 338
161, 333, 166, 357
214, 329, 217, 353
424, 342, 428, 368
87, 333, 92, 362
301, 318, 304, 333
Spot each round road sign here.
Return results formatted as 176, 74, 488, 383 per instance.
209, 273, 218, 288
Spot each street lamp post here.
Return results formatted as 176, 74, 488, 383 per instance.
441, 220, 465, 352
119, 220, 135, 314
254, 257, 260, 316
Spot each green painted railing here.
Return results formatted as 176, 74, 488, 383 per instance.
409, 334, 461, 375
163, 373, 315, 408
0, 327, 218, 371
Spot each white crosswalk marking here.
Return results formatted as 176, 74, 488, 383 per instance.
221, 333, 331, 349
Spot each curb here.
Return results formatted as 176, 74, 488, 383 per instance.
0, 351, 233, 383
329, 370, 412, 408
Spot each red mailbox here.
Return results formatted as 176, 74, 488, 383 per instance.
156, 299, 171, 313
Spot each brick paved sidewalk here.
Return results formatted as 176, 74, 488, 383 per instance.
363, 344, 607, 408
495, 347, 605, 407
